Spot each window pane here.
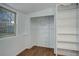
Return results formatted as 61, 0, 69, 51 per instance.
0, 7, 16, 38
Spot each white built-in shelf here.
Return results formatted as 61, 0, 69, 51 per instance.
57, 47, 79, 51
57, 40, 79, 44
57, 33, 79, 35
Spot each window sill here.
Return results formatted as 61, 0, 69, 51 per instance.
0, 33, 16, 38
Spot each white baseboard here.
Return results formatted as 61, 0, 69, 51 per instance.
16, 45, 33, 56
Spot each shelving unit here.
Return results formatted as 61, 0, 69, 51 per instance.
56, 4, 79, 56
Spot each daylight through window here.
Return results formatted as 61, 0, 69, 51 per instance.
0, 6, 16, 38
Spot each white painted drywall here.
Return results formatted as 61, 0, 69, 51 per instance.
0, 4, 56, 56
31, 16, 52, 48
28, 7, 56, 49
6, 3, 56, 14
29, 8, 56, 17
76, 5, 79, 56
0, 4, 32, 56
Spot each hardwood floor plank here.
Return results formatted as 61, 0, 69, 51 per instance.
17, 46, 54, 56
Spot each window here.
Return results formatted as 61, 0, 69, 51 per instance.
0, 6, 16, 38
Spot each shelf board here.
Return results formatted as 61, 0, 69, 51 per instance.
57, 40, 79, 44
57, 33, 79, 35
57, 47, 79, 51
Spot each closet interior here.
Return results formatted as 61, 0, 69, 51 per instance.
30, 15, 55, 51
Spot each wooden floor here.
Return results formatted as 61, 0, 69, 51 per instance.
17, 46, 55, 56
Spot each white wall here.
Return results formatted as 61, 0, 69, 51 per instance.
49, 16, 55, 48
76, 5, 79, 56
28, 7, 56, 49
0, 4, 56, 56
29, 8, 56, 17
31, 16, 55, 48
0, 4, 32, 56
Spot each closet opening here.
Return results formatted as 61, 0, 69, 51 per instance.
30, 15, 56, 56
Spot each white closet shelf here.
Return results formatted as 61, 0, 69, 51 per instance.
57, 40, 79, 44
57, 47, 79, 51
57, 33, 79, 35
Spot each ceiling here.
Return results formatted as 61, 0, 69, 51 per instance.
6, 3, 56, 14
